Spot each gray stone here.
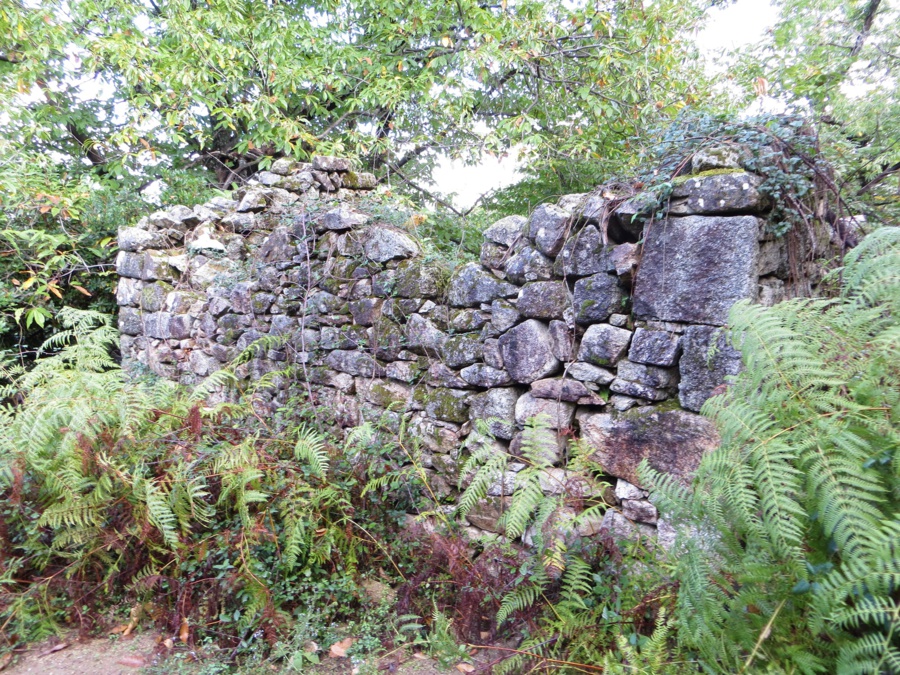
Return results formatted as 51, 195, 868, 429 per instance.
441, 333, 483, 368
608, 379, 668, 402
573, 273, 624, 325
608, 395, 640, 412
342, 171, 377, 189
394, 261, 446, 299
257, 227, 295, 263
427, 363, 470, 389
505, 246, 553, 284
324, 350, 386, 377
404, 314, 447, 352
349, 298, 383, 326
490, 300, 520, 333
528, 203, 571, 256
188, 232, 227, 255
566, 362, 615, 385
118, 308, 142, 335
148, 205, 198, 231
141, 282, 171, 312
609, 313, 629, 328
669, 172, 768, 215
141, 252, 178, 282
553, 225, 614, 277
460, 364, 512, 388
312, 170, 335, 190
600, 509, 656, 542
516, 281, 570, 319
269, 157, 298, 175
468, 388, 521, 439
422, 387, 470, 423
577, 408, 720, 487
221, 211, 257, 233
499, 320, 560, 383
548, 320, 574, 362
448, 263, 518, 307
615, 479, 644, 501
464, 497, 510, 532
409, 415, 462, 454
628, 328, 681, 367
609, 243, 640, 277
616, 360, 678, 390
312, 155, 352, 172
254, 171, 283, 187
144, 312, 192, 340
483, 339, 504, 369
363, 227, 419, 263
116, 251, 145, 279
678, 324, 743, 412
632, 215, 760, 325
118, 227, 165, 252
483, 215, 527, 248
280, 172, 314, 192
385, 360, 422, 384
357, 378, 412, 409
691, 144, 746, 173
622, 499, 658, 524
449, 309, 489, 332
237, 189, 269, 212
323, 205, 369, 231
116, 278, 142, 306
189, 350, 221, 377
577, 324, 632, 366
529, 378, 593, 402
480, 241, 507, 270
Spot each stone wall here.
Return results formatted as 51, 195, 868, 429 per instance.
115, 152, 830, 543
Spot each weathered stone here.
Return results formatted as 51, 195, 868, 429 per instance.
529, 378, 593, 402
633, 215, 759, 325
426, 363, 469, 389
577, 324, 632, 366
448, 263, 518, 307
409, 415, 461, 454
628, 328, 681, 367
483, 215, 527, 248
312, 155, 352, 172
441, 333, 482, 368
404, 314, 447, 352
460, 363, 512, 388
144, 312, 192, 340
188, 350, 221, 377
608, 194, 656, 243
140, 282, 171, 312
118, 227, 167, 252
615, 479, 644, 501
269, 157, 298, 175
678, 324, 743, 412
450, 309, 488, 332
504, 246, 553, 284
528, 203, 571, 256
116, 278, 142, 307
566, 361, 616, 385
148, 205, 198, 231
221, 211, 258, 233
423, 387, 470, 423
483, 338, 504, 369
616, 360, 678, 390
141, 252, 178, 282
577, 408, 720, 487
394, 261, 446, 299
363, 227, 420, 263
609, 243, 640, 278
323, 205, 369, 231
600, 509, 656, 542
357, 378, 412, 409
321, 325, 363, 350
324, 350, 386, 377
349, 298, 383, 326
547, 320, 574, 362
465, 497, 510, 532
499, 320, 560, 383
116, 251, 145, 279
516, 281, 570, 320
515, 392, 575, 429
480, 241, 507, 270
118, 308, 142, 335
251, 292, 275, 315
490, 300, 520, 333
553, 225, 614, 277
669, 172, 767, 215
237, 189, 269, 212
468, 388, 521, 439
573, 273, 624, 325
622, 499, 658, 524
253, 171, 283, 187
608, 379, 668, 402
691, 144, 746, 173
280, 171, 314, 192
342, 171, 377, 189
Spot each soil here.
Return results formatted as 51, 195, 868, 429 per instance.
0, 635, 461, 675
1, 632, 162, 675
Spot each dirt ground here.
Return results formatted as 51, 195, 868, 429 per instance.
0, 634, 460, 675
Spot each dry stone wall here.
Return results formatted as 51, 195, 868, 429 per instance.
116, 152, 829, 544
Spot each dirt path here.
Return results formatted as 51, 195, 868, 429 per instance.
1, 632, 162, 675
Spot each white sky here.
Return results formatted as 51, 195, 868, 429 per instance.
432, 0, 779, 209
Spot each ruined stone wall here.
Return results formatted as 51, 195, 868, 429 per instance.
116, 152, 829, 544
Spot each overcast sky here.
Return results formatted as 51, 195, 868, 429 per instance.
431, 0, 779, 209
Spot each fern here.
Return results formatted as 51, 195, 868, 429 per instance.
644, 227, 900, 674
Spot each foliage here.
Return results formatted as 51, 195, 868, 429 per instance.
0, 308, 402, 658
643, 226, 900, 673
